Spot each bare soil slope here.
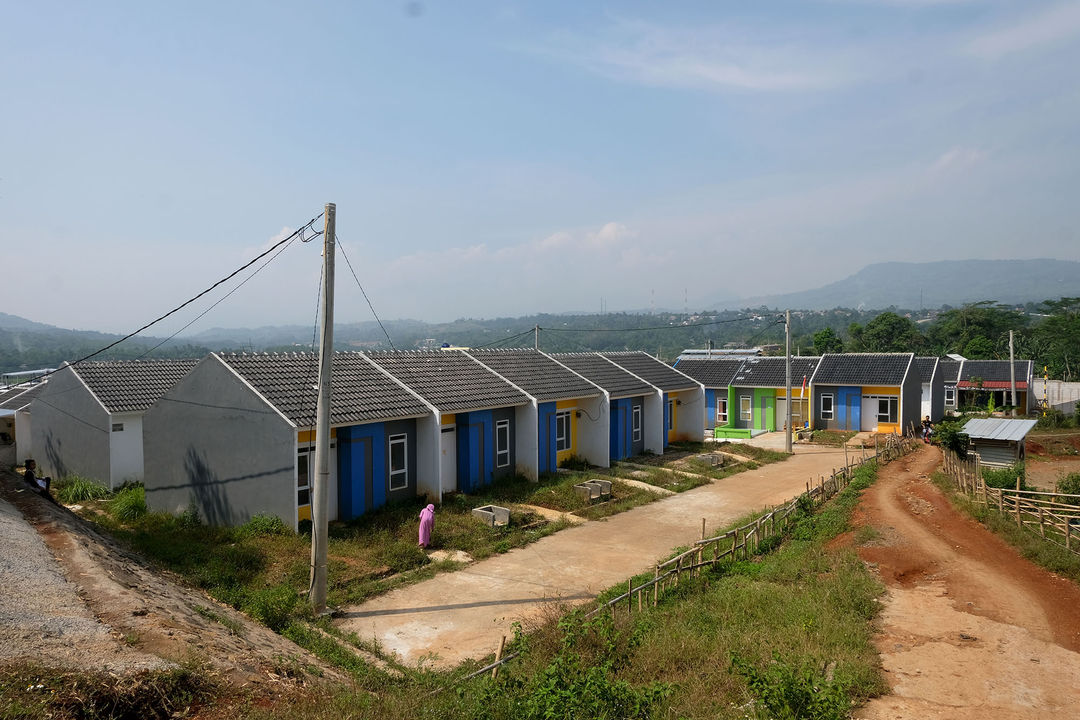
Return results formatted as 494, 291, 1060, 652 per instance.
0, 471, 338, 690
851, 446, 1080, 718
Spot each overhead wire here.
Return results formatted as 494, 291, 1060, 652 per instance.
541, 314, 777, 334
335, 235, 396, 350
8, 211, 325, 387
472, 328, 537, 349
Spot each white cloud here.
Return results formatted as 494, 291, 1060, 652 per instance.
965, 2, 1080, 59
532, 18, 852, 93
931, 146, 988, 173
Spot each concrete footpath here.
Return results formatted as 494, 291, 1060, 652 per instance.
335, 444, 848, 668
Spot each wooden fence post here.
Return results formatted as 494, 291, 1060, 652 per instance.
701, 517, 706, 541
1066, 520, 1072, 551
653, 566, 659, 607
1015, 494, 1022, 528
1039, 508, 1046, 538
492, 635, 506, 680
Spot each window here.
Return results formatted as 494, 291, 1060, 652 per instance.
389, 434, 408, 491
555, 412, 571, 452
820, 394, 834, 420
632, 405, 642, 442
875, 397, 898, 423
111, 423, 124, 432
717, 397, 728, 424
667, 400, 674, 431
740, 396, 752, 421
297, 448, 310, 508
496, 419, 511, 467
945, 388, 955, 406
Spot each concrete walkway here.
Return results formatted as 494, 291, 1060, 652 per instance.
334, 445, 848, 668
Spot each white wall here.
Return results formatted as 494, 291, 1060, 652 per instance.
644, 390, 664, 454
677, 385, 706, 441
416, 414, 442, 502
13, 407, 32, 461
515, 401, 538, 481
109, 412, 144, 486
577, 394, 610, 468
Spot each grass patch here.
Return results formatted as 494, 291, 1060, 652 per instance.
194, 604, 247, 636
0, 661, 217, 720
807, 430, 858, 447
53, 475, 110, 504
715, 441, 790, 464
931, 472, 1080, 584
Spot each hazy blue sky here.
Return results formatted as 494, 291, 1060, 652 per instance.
3, 1, 1079, 334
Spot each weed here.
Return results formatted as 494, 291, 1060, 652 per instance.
731, 652, 851, 720
53, 475, 110, 504
245, 584, 303, 632
109, 484, 147, 522
239, 513, 292, 538
982, 463, 1027, 490
194, 604, 247, 636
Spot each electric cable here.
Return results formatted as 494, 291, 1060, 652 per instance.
335, 235, 396, 350
542, 314, 776, 333
8, 211, 325, 386
472, 328, 537, 349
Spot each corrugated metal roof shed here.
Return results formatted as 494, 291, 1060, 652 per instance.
961, 418, 1037, 442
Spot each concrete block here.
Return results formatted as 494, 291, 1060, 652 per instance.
587, 478, 612, 496
573, 482, 600, 501
472, 504, 510, 527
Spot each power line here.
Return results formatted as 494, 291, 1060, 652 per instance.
10, 211, 324, 387
472, 328, 537, 349
542, 314, 777, 333
134, 231, 305, 360
336, 235, 396, 350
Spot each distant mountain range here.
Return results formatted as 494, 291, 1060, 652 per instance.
715, 259, 1080, 311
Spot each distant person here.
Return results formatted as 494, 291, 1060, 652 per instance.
418, 503, 435, 549
23, 459, 52, 496
921, 416, 934, 443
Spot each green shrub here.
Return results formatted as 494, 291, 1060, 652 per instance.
731, 652, 851, 720
1056, 472, 1080, 496
239, 513, 290, 538
245, 584, 301, 631
109, 485, 147, 522
982, 463, 1026, 490
53, 475, 110, 504
934, 420, 969, 458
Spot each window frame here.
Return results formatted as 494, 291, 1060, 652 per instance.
632, 405, 642, 442
667, 400, 674, 431
717, 397, 728, 424
945, 387, 956, 406
820, 393, 834, 420
389, 433, 408, 491
555, 411, 571, 453
297, 447, 311, 508
874, 396, 898, 423
496, 419, 511, 467
739, 395, 752, 422
111, 423, 124, 432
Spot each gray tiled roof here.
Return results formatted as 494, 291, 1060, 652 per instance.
600, 352, 699, 392
220, 353, 430, 427
938, 359, 961, 384
672, 359, 745, 388
466, 349, 601, 403
913, 357, 939, 384
549, 353, 654, 398
811, 353, 913, 387
365, 350, 529, 413
731, 356, 820, 388
957, 360, 1033, 385
73, 359, 200, 413
0, 382, 47, 411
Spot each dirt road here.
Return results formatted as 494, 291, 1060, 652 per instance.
336, 445, 848, 668
852, 446, 1080, 719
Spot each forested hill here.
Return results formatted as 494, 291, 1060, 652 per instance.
722, 259, 1080, 311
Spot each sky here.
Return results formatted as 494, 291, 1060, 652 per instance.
3, 0, 1080, 335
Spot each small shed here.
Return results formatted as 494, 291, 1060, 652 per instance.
961, 418, 1037, 468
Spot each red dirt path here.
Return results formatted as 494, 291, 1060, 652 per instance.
851, 446, 1080, 719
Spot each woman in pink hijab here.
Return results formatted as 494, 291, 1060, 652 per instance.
418, 504, 435, 549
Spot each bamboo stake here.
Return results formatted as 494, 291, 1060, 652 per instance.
653, 566, 659, 606
1039, 508, 1046, 538
628, 578, 633, 615
701, 517, 706, 541
492, 635, 506, 680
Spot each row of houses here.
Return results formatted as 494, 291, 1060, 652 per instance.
674, 353, 1034, 437
27, 350, 704, 529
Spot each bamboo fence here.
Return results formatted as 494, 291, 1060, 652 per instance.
941, 449, 1080, 555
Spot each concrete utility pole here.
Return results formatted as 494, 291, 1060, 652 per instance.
785, 309, 793, 454
534, 324, 539, 350
310, 203, 335, 614
1009, 330, 1017, 417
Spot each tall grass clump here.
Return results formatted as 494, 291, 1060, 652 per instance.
54, 475, 110, 504
109, 484, 147, 522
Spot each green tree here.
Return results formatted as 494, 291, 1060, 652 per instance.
849, 312, 924, 353
1025, 297, 1080, 381
812, 327, 844, 355
926, 301, 1026, 356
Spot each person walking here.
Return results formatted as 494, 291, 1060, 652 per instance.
418, 503, 435, 549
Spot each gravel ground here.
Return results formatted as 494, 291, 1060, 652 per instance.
0, 491, 164, 672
